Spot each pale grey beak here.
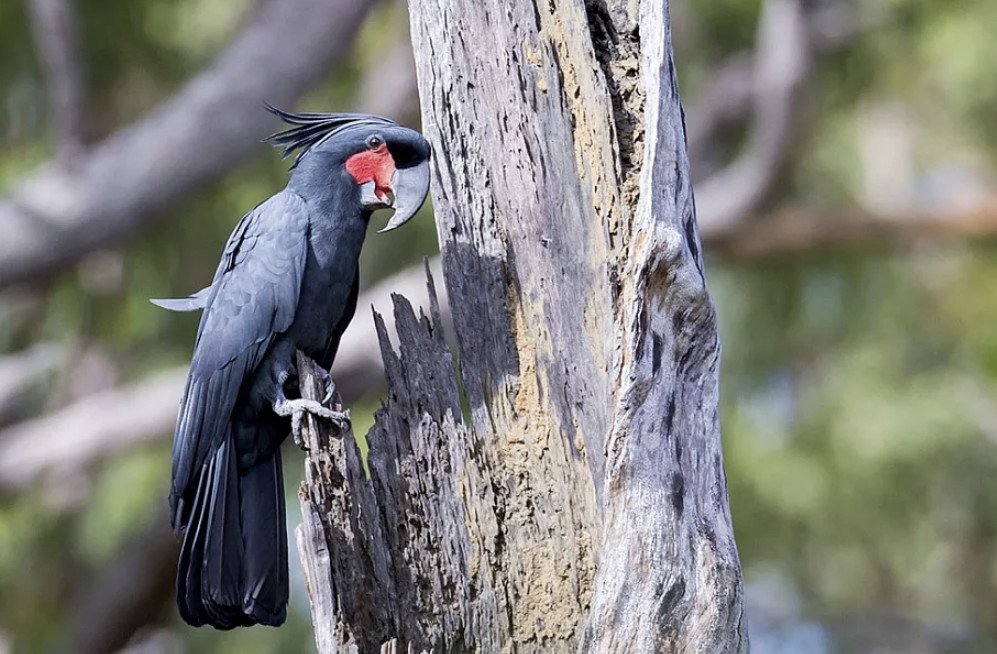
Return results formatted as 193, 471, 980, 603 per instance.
359, 182, 391, 210
377, 161, 431, 233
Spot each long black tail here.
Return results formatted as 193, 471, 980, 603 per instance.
176, 434, 288, 629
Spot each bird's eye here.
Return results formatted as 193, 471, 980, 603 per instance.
366, 135, 383, 150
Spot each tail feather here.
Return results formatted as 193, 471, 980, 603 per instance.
177, 458, 211, 627
239, 448, 288, 625
201, 437, 249, 629
176, 434, 288, 629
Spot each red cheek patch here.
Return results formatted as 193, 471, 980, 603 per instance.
346, 144, 396, 200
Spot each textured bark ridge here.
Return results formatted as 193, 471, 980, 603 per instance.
298, 0, 747, 651
295, 276, 475, 653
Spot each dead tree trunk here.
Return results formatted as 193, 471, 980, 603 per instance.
296, 1, 747, 652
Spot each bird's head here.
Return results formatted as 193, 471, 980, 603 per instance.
265, 105, 431, 232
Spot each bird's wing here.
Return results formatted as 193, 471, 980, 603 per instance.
150, 285, 213, 312
170, 191, 309, 528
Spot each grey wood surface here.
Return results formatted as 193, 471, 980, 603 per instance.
297, 1, 747, 651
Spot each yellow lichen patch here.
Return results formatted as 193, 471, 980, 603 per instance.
524, 41, 543, 68
458, 254, 602, 648
523, 41, 548, 94
533, 2, 621, 232
511, 541, 591, 644
583, 292, 609, 375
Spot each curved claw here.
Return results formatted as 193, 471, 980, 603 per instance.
317, 370, 336, 405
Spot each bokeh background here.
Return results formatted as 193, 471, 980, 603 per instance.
0, 0, 995, 652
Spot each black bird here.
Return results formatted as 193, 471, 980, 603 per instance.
152, 106, 431, 629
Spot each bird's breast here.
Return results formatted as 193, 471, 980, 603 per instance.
286, 240, 359, 354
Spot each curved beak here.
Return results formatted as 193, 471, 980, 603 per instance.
377, 160, 431, 233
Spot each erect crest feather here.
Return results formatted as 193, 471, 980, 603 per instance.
263, 104, 397, 168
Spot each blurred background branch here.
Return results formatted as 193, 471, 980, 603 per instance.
707, 194, 997, 259
0, 0, 376, 290
63, 517, 177, 654
0, 367, 185, 497
25, 0, 86, 162
0, 341, 64, 425
695, 0, 810, 232
686, 0, 873, 170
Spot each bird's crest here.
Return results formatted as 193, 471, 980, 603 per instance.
263, 104, 396, 168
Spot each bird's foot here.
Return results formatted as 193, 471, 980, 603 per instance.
273, 397, 351, 450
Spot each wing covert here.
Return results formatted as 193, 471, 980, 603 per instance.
192, 191, 309, 373
170, 191, 310, 526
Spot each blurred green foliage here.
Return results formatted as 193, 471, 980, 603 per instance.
0, 0, 995, 652
715, 252, 997, 649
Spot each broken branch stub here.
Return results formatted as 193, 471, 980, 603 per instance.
296, 273, 491, 653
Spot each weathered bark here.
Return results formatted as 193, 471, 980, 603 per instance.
297, 0, 746, 652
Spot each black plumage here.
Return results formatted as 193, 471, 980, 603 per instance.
158, 107, 431, 629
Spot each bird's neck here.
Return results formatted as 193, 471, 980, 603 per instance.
284, 180, 368, 269
307, 202, 369, 271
